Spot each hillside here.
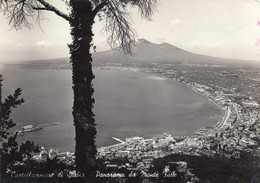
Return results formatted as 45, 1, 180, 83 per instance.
1, 39, 259, 69
93, 39, 259, 66
93, 38, 224, 64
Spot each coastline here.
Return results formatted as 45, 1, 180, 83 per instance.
169, 78, 226, 136
2, 65, 227, 151
98, 66, 227, 149
95, 63, 260, 182
153, 74, 226, 138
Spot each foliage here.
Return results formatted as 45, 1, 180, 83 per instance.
0, 0, 158, 54
153, 152, 260, 183
19, 140, 40, 158
0, 88, 40, 177
0, 88, 24, 139
0, 0, 158, 176
1, 138, 40, 174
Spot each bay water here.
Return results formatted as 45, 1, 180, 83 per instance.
0, 66, 221, 152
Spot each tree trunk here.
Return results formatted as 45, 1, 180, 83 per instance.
69, 1, 96, 176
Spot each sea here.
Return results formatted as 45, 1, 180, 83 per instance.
0, 66, 222, 152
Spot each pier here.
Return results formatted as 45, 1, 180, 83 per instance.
15, 122, 60, 136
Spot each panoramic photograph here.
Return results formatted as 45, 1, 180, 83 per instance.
0, 0, 260, 182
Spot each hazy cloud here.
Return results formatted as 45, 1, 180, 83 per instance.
189, 23, 196, 27
16, 43, 24, 47
224, 25, 235, 33
184, 40, 229, 48
170, 19, 181, 26
31, 41, 53, 47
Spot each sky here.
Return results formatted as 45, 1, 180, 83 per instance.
1, 0, 260, 62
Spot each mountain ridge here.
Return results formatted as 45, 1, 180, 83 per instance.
1, 39, 259, 68
92, 38, 258, 66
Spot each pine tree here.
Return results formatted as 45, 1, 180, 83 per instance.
0, 0, 158, 176
0, 88, 24, 175
0, 87, 40, 177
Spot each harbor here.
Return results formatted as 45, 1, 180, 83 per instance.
15, 122, 60, 136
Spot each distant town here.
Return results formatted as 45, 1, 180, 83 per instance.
27, 62, 260, 181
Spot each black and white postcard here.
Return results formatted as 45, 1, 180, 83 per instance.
0, 0, 260, 182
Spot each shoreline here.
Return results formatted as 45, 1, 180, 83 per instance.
154, 75, 226, 138
98, 66, 227, 149
4, 65, 227, 151
169, 79, 226, 136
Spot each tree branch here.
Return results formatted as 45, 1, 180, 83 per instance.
0, 0, 71, 29
97, 0, 158, 55
92, 1, 108, 18
102, 0, 136, 55
33, 0, 71, 22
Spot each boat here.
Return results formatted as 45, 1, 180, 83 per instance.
111, 137, 125, 143
194, 131, 203, 135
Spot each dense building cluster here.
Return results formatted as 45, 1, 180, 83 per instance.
31, 147, 75, 166
11, 62, 259, 181
95, 63, 260, 181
